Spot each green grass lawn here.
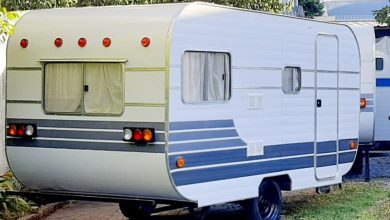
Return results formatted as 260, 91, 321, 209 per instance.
283, 181, 390, 220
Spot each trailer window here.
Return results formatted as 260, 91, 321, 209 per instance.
282, 67, 301, 94
44, 63, 124, 115
376, 58, 384, 71
182, 51, 231, 103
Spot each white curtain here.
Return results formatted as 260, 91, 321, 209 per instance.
84, 63, 123, 114
182, 52, 230, 103
282, 67, 301, 94
44, 63, 83, 112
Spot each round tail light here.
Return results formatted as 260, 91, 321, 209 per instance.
17, 126, 25, 136
25, 125, 35, 136
54, 38, 63, 47
133, 129, 143, 141
143, 129, 153, 142
9, 125, 17, 136
102, 37, 111, 47
123, 129, 133, 141
141, 37, 151, 47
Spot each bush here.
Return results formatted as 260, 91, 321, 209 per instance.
0, 172, 32, 219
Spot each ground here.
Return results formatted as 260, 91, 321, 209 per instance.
41, 151, 390, 220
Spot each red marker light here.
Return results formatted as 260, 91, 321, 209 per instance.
17, 126, 25, 136
20, 39, 28, 48
133, 129, 143, 141
78, 38, 87, 47
54, 38, 63, 47
141, 37, 150, 47
102, 37, 111, 47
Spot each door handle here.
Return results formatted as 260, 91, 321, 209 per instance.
317, 99, 322, 107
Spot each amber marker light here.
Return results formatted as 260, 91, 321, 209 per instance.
143, 129, 153, 142
78, 38, 87, 47
349, 140, 358, 150
8, 124, 17, 136
360, 98, 367, 109
20, 39, 28, 48
54, 38, 63, 47
176, 156, 186, 168
102, 37, 111, 47
141, 37, 151, 47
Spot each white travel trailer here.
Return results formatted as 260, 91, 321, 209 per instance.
5, 3, 360, 220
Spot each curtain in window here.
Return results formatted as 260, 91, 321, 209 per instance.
84, 63, 123, 114
44, 63, 83, 112
282, 67, 301, 94
182, 52, 230, 103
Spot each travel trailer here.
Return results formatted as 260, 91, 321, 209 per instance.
5, 3, 360, 220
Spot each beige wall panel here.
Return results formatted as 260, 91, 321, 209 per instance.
7, 70, 41, 101
6, 104, 165, 122
125, 71, 166, 104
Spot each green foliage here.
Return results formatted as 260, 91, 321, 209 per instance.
299, 0, 324, 18
1, 0, 292, 13
0, 172, 32, 220
374, 5, 390, 26
0, 4, 19, 42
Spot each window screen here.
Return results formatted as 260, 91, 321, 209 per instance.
376, 58, 384, 71
182, 51, 231, 103
44, 63, 124, 115
282, 67, 301, 94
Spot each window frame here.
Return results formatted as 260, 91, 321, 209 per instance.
282, 66, 302, 95
43, 62, 125, 116
181, 50, 232, 104
376, 57, 384, 71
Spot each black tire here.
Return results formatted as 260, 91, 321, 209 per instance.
244, 180, 282, 220
119, 201, 156, 220
188, 206, 210, 220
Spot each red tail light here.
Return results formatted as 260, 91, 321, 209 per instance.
102, 37, 111, 47
17, 126, 25, 136
141, 37, 151, 47
133, 129, 143, 142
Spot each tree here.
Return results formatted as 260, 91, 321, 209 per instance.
1, 0, 292, 14
374, 5, 390, 26
0, 0, 19, 43
299, 0, 323, 18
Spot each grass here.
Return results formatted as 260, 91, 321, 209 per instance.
283, 182, 390, 220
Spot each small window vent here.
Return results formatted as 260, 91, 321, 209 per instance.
248, 94, 263, 110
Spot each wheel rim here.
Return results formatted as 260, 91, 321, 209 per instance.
258, 186, 279, 219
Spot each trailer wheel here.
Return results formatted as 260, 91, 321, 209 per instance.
188, 206, 210, 220
244, 180, 282, 220
119, 201, 156, 220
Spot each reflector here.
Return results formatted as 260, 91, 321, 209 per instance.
20, 39, 28, 48
141, 37, 151, 47
54, 38, 63, 47
102, 37, 111, 47
78, 38, 87, 47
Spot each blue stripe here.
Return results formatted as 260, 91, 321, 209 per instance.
339, 151, 356, 163
169, 142, 314, 169
317, 141, 337, 154
169, 129, 238, 142
168, 138, 246, 153
170, 120, 234, 131
376, 78, 390, 87
172, 156, 314, 186
366, 100, 374, 106
317, 154, 337, 167
361, 107, 374, 112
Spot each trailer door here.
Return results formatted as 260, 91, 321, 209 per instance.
315, 34, 339, 180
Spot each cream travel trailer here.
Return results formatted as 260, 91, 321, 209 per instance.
5, 3, 360, 220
